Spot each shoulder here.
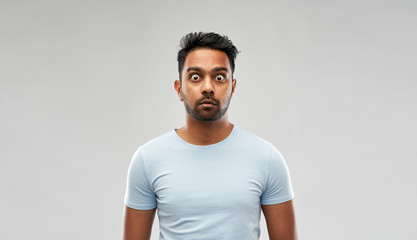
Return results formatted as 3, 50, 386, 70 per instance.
231, 126, 284, 166
132, 130, 178, 161
234, 125, 277, 152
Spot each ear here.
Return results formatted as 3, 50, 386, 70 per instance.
231, 78, 237, 94
174, 80, 183, 101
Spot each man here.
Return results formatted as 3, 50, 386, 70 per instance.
124, 32, 297, 240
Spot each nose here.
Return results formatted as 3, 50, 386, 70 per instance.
201, 77, 215, 94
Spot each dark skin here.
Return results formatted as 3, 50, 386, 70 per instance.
263, 200, 298, 240
174, 48, 236, 145
123, 48, 297, 240
123, 207, 155, 240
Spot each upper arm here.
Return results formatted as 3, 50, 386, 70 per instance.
123, 206, 156, 240
262, 200, 297, 240
124, 148, 157, 239
261, 146, 294, 205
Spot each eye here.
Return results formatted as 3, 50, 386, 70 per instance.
215, 75, 225, 82
190, 74, 200, 81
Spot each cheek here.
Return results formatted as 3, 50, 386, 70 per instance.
220, 86, 233, 98
182, 88, 197, 102
184, 86, 200, 97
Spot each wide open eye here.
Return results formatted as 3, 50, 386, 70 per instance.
191, 74, 200, 81
215, 75, 225, 82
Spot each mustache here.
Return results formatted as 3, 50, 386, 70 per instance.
196, 94, 220, 105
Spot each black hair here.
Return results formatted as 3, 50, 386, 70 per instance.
177, 32, 239, 80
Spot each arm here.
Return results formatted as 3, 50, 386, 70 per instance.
262, 200, 297, 240
123, 206, 156, 240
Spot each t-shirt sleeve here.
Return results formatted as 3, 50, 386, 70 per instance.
261, 146, 294, 205
124, 148, 157, 210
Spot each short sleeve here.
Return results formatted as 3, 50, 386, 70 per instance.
124, 148, 157, 210
261, 146, 294, 205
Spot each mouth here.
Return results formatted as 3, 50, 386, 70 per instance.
200, 99, 217, 105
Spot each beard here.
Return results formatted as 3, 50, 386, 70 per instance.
182, 92, 232, 122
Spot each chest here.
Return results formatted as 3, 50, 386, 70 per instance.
148, 152, 267, 215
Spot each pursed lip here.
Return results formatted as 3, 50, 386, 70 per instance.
200, 99, 217, 105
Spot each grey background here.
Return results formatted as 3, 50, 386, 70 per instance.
1, 0, 416, 239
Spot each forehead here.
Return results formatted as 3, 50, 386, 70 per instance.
183, 48, 231, 72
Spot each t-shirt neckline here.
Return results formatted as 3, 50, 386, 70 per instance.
172, 124, 238, 150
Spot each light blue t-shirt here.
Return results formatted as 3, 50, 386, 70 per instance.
125, 125, 294, 240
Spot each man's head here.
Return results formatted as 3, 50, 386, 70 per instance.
177, 32, 239, 80
175, 32, 239, 122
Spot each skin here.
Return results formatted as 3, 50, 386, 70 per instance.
123, 48, 297, 240
174, 48, 236, 145
123, 207, 156, 240
262, 200, 298, 240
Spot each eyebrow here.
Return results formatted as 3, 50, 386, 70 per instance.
186, 67, 203, 73
213, 67, 229, 73
186, 67, 229, 73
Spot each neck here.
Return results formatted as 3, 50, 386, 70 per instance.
176, 114, 234, 146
